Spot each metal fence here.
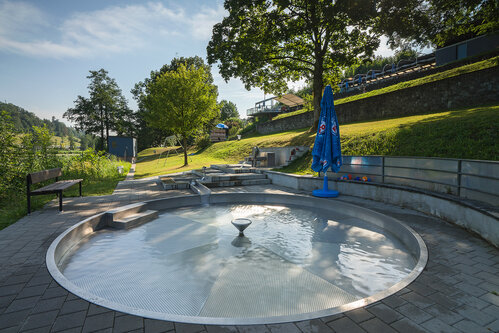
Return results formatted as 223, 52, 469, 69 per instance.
327, 156, 499, 206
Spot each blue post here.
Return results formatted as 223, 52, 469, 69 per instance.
312, 173, 338, 198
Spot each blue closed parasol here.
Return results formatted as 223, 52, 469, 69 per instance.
216, 123, 229, 129
311, 85, 342, 197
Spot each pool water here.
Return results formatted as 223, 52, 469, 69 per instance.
59, 204, 416, 320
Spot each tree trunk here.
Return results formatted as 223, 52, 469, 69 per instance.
105, 123, 110, 152
311, 68, 324, 132
100, 105, 105, 151
183, 136, 188, 166
105, 106, 110, 152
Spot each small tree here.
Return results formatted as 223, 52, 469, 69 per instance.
64, 69, 133, 151
0, 111, 17, 199
143, 64, 219, 166
219, 100, 239, 120
132, 56, 215, 151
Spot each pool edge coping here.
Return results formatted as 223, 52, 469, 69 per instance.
46, 192, 428, 326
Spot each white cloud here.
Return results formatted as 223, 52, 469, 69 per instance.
374, 36, 395, 58
0, 1, 48, 37
0, 1, 226, 58
190, 5, 226, 40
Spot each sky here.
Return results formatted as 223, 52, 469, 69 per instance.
0, 0, 401, 125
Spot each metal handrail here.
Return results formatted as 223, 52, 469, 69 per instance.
330, 156, 498, 206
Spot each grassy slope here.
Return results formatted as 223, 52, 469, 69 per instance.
134, 131, 317, 178
273, 56, 499, 121
51, 136, 81, 148
135, 103, 498, 178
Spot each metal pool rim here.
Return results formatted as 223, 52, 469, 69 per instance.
46, 192, 428, 325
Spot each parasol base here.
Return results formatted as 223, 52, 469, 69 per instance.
312, 189, 339, 198
312, 174, 339, 198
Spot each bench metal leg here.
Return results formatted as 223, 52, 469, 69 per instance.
59, 191, 63, 212
79, 182, 82, 197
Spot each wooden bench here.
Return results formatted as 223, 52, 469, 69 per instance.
27, 168, 82, 213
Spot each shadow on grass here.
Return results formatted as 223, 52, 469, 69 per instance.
288, 130, 316, 147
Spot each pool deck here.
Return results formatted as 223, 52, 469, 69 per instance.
0, 177, 498, 333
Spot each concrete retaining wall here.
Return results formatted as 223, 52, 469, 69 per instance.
265, 171, 499, 247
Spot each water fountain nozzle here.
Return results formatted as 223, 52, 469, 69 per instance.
231, 218, 252, 237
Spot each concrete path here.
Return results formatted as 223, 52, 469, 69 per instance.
0, 178, 498, 333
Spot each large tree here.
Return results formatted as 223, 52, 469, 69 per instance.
64, 69, 132, 150
376, 0, 499, 48
132, 56, 217, 150
207, 0, 379, 128
142, 64, 219, 166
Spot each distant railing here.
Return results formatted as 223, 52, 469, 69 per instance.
338, 53, 436, 93
247, 106, 282, 117
326, 156, 499, 207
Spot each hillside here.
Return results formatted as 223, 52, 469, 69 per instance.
0, 101, 78, 137
134, 103, 498, 178
273, 56, 499, 121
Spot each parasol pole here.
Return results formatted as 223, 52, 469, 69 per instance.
313, 167, 339, 198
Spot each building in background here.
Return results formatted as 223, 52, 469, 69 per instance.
108, 136, 137, 162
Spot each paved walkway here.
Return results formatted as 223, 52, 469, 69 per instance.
0, 178, 498, 333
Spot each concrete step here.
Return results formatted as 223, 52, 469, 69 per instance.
207, 173, 267, 182
106, 202, 147, 222
211, 165, 257, 174
110, 210, 159, 230
203, 178, 271, 188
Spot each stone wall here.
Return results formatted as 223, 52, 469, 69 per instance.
256, 65, 499, 134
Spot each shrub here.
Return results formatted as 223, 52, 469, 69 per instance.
195, 133, 212, 150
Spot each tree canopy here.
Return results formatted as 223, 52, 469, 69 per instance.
142, 64, 219, 165
64, 69, 133, 150
132, 56, 217, 151
375, 0, 499, 48
207, 0, 379, 128
219, 100, 239, 120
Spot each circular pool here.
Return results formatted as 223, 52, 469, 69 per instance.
47, 193, 427, 325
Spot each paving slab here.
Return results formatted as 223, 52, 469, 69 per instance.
0, 179, 497, 332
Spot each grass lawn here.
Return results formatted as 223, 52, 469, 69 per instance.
135, 103, 498, 178
0, 164, 130, 231
274, 56, 499, 121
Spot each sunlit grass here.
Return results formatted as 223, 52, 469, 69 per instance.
136, 103, 498, 178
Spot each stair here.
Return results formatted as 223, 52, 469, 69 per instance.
207, 173, 267, 182
202, 178, 271, 188
105, 202, 158, 230
110, 210, 159, 230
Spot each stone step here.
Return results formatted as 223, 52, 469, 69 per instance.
203, 178, 271, 188
106, 202, 147, 222
110, 210, 159, 230
207, 173, 267, 182
211, 165, 257, 174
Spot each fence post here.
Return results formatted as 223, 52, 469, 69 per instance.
457, 159, 462, 197
381, 156, 385, 183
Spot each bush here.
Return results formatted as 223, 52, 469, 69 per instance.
0, 111, 131, 228
0, 113, 59, 200
195, 134, 212, 150
240, 122, 257, 136
60, 149, 127, 180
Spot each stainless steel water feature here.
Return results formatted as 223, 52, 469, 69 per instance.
46, 193, 428, 325
231, 218, 252, 236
